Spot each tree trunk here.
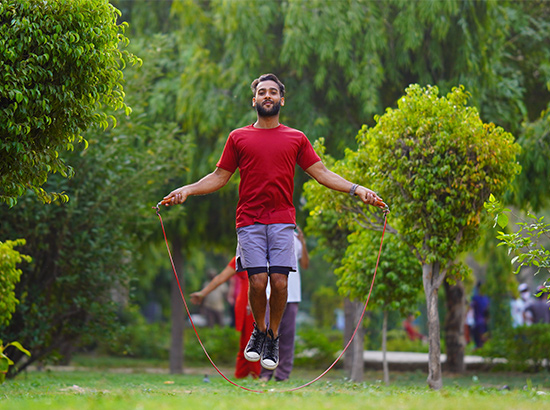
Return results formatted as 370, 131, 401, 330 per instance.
344, 298, 365, 382
343, 298, 354, 375
169, 233, 185, 374
382, 310, 389, 386
444, 280, 466, 373
423, 261, 446, 390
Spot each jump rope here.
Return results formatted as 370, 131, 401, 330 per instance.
154, 202, 389, 393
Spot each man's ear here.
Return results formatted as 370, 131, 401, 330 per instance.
281, 97, 285, 106
252, 97, 256, 107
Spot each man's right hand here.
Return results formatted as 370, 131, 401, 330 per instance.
162, 186, 189, 206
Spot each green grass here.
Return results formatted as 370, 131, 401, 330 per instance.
1, 363, 549, 410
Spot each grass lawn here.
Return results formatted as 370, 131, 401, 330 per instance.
1, 359, 549, 410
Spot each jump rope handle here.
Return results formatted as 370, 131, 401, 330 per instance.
153, 198, 172, 214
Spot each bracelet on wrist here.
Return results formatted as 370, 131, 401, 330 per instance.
349, 183, 359, 196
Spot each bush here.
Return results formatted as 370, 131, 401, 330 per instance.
294, 327, 343, 368
96, 307, 170, 360
385, 329, 429, 353
479, 324, 550, 372
184, 326, 240, 366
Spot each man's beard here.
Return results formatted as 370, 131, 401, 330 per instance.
255, 100, 281, 117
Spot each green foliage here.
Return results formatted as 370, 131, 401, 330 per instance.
184, 327, 240, 366
385, 329, 429, 354
0, 28, 192, 376
512, 106, 550, 211
363, 84, 521, 267
310, 285, 342, 328
485, 195, 550, 284
0, 239, 31, 327
0, 0, 140, 206
95, 306, 170, 361
294, 327, 343, 369
335, 230, 422, 315
0, 119, 185, 375
0, 340, 30, 384
479, 324, 550, 372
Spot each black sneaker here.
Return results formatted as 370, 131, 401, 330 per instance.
261, 329, 279, 370
244, 323, 266, 362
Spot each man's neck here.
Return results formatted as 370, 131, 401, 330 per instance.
253, 115, 280, 129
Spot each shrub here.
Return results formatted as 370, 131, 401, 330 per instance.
479, 324, 550, 372
294, 327, 343, 368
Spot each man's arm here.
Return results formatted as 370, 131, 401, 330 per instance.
296, 226, 309, 270
305, 161, 386, 208
162, 167, 233, 206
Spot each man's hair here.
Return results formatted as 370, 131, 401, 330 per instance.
250, 73, 285, 98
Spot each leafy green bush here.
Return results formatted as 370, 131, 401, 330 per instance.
96, 307, 170, 361
479, 324, 550, 372
294, 327, 343, 368
385, 329, 429, 353
184, 327, 240, 366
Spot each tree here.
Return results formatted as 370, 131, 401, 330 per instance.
0, 31, 186, 374
0, 0, 139, 206
335, 231, 422, 384
303, 140, 423, 383
359, 84, 520, 389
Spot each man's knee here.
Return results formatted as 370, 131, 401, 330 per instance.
249, 272, 268, 292
269, 273, 288, 293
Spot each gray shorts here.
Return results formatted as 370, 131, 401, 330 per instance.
236, 223, 296, 276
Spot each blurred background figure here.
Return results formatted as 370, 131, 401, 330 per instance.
523, 285, 550, 325
402, 314, 426, 342
200, 268, 228, 328
471, 282, 490, 349
510, 283, 532, 327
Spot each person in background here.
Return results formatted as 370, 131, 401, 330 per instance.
471, 281, 490, 348
191, 258, 261, 379
260, 226, 309, 382
402, 314, 426, 342
200, 268, 228, 327
523, 285, 550, 325
510, 283, 532, 327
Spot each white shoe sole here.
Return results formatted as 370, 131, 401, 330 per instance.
244, 351, 261, 362
260, 359, 278, 370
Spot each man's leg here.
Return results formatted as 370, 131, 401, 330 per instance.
248, 272, 269, 331
244, 272, 269, 362
267, 273, 288, 337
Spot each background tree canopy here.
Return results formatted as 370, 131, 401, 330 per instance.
0, 0, 139, 206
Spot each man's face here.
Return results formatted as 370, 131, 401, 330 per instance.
253, 80, 284, 117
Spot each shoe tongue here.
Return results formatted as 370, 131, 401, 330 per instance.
267, 329, 275, 339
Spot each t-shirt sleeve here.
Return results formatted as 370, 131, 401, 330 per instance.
297, 134, 321, 170
216, 133, 239, 173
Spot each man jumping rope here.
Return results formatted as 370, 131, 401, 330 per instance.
161, 73, 386, 371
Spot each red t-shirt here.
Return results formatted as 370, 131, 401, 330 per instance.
216, 124, 321, 228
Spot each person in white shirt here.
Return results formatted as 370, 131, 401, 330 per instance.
510, 283, 531, 327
